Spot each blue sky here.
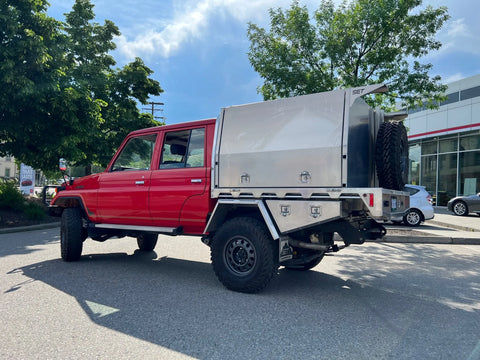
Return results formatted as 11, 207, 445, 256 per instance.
47, 0, 480, 125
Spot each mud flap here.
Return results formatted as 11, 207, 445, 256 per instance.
279, 237, 294, 262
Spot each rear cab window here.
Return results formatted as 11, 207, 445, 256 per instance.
160, 128, 205, 169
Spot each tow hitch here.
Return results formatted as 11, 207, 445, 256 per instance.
361, 219, 387, 240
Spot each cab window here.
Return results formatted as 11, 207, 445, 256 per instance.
111, 134, 157, 171
160, 128, 205, 169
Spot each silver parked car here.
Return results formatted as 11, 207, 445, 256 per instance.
447, 193, 480, 216
392, 185, 435, 226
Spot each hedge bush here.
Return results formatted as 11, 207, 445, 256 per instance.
0, 182, 25, 211
23, 201, 46, 220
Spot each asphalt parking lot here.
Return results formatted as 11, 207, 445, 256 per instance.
1, 226, 479, 359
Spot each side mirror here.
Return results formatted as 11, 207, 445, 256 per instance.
59, 158, 67, 171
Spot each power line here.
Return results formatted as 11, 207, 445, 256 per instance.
143, 101, 166, 122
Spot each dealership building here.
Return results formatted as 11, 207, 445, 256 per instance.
404, 74, 480, 205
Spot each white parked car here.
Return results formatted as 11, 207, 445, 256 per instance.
392, 185, 435, 226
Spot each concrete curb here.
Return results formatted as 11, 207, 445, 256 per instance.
375, 235, 480, 245
426, 219, 478, 233
0, 222, 60, 234
337, 228, 480, 245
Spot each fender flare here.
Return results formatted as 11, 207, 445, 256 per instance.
204, 199, 279, 240
51, 196, 88, 218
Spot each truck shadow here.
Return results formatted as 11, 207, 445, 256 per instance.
10, 243, 480, 360
0, 228, 60, 257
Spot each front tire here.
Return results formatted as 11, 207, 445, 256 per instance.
453, 201, 469, 216
403, 208, 422, 226
211, 217, 278, 293
60, 208, 83, 262
137, 234, 158, 251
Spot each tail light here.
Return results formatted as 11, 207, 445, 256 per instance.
426, 194, 433, 205
362, 193, 375, 207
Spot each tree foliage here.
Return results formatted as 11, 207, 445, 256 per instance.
247, 0, 450, 110
0, 0, 163, 172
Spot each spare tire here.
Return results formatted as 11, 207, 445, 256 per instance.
375, 121, 408, 191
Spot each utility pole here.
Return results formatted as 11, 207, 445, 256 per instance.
143, 101, 166, 122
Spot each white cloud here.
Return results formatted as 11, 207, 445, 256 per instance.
447, 18, 468, 37
115, 0, 340, 60
443, 73, 466, 84
436, 17, 480, 56
116, 1, 211, 59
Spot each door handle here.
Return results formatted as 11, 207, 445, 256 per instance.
191, 179, 202, 183
135, 181, 145, 185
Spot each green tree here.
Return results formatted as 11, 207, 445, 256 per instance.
62, 0, 163, 170
0, 0, 65, 169
247, 0, 450, 110
0, 0, 163, 173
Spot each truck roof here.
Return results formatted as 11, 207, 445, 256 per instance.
128, 118, 216, 136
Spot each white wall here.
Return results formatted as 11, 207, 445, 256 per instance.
406, 74, 480, 140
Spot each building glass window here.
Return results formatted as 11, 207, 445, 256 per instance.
460, 86, 480, 101
438, 153, 457, 206
459, 151, 480, 195
421, 155, 437, 198
439, 137, 457, 153
440, 92, 459, 106
408, 143, 421, 185
460, 133, 480, 151
5, 168, 10, 178
421, 140, 437, 155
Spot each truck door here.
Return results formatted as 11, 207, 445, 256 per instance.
149, 127, 209, 234
96, 133, 157, 226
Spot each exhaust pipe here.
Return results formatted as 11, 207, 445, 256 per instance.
287, 238, 330, 251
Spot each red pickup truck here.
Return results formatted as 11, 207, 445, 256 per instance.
49, 85, 409, 293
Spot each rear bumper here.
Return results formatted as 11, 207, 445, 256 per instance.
391, 207, 434, 222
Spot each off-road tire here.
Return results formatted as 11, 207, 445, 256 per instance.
137, 234, 158, 251
452, 201, 469, 216
284, 253, 324, 271
60, 208, 83, 262
403, 208, 422, 226
375, 121, 409, 191
284, 232, 332, 271
211, 217, 278, 293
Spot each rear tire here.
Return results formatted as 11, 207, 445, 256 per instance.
60, 208, 83, 262
452, 201, 469, 216
284, 253, 324, 271
137, 234, 158, 251
403, 208, 422, 226
284, 232, 332, 271
375, 121, 408, 190
211, 217, 278, 293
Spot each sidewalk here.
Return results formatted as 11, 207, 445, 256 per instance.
382, 206, 480, 245
429, 206, 480, 232
0, 221, 60, 234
